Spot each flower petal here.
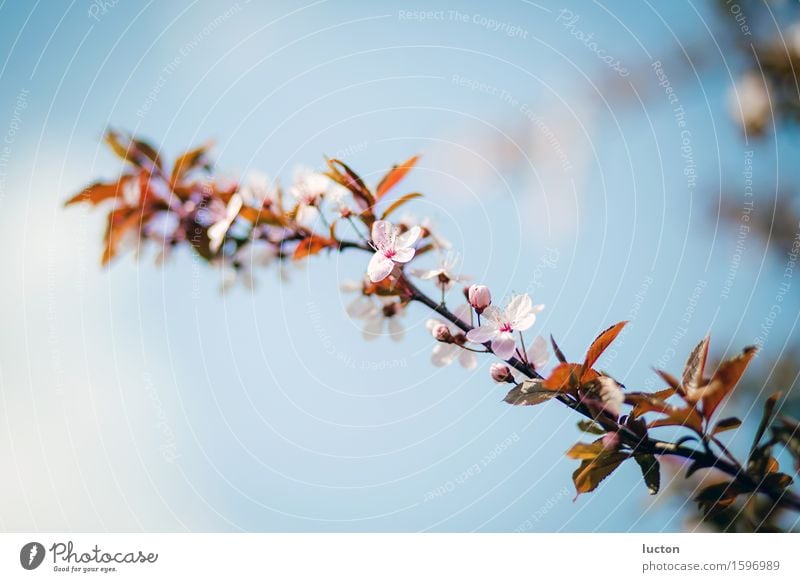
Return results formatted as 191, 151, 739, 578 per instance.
362, 314, 383, 341
452, 304, 472, 326
388, 317, 405, 342
346, 296, 374, 319
432, 343, 457, 367
492, 332, 517, 360
527, 335, 550, 370
506, 293, 532, 322
296, 204, 319, 227
371, 220, 392, 249
481, 305, 504, 325
392, 246, 415, 263
458, 350, 477, 370
466, 325, 495, 344
396, 225, 422, 248
367, 251, 395, 282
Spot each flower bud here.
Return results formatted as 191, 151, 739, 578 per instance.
490, 363, 513, 384
468, 284, 492, 314
430, 322, 452, 343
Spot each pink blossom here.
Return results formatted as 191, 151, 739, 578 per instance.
467, 284, 491, 314
490, 363, 512, 384
367, 220, 422, 283
465, 294, 544, 360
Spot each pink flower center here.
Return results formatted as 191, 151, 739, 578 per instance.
383, 249, 396, 259
499, 322, 513, 333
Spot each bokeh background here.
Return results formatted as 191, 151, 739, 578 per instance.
1, 0, 798, 532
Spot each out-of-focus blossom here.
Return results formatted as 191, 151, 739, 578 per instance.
467, 284, 492, 314
466, 294, 544, 359
728, 72, 771, 135
290, 166, 329, 226
367, 220, 422, 283
208, 194, 243, 253
239, 171, 276, 208
411, 253, 467, 291
360, 298, 406, 342
399, 213, 450, 249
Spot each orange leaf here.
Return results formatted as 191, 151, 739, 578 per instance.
583, 321, 627, 371
172, 142, 212, 184
700, 346, 757, 421
65, 176, 131, 206
102, 206, 146, 265
380, 192, 423, 220
293, 234, 335, 260
105, 130, 162, 169
648, 406, 704, 434
626, 392, 675, 419
543, 363, 580, 391
375, 155, 420, 200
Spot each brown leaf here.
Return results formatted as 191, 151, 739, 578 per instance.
711, 417, 742, 435
583, 321, 627, 371
572, 451, 629, 496
380, 192, 423, 220
326, 158, 373, 211
542, 363, 595, 391
682, 336, 710, 397
105, 130, 162, 169
626, 392, 675, 419
172, 143, 212, 184
102, 206, 146, 265
695, 480, 746, 515
65, 176, 131, 206
566, 439, 605, 460
647, 405, 704, 434
655, 369, 681, 392
700, 346, 757, 420
375, 155, 420, 200
634, 454, 660, 494
550, 335, 567, 364
503, 379, 559, 406
577, 420, 606, 435
293, 234, 335, 260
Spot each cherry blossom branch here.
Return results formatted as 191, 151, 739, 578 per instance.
336, 241, 800, 512
67, 135, 800, 523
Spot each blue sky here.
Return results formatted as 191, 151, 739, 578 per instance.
0, 0, 797, 532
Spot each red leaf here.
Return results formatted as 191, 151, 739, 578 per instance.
293, 234, 335, 260
584, 321, 627, 371
64, 176, 131, 206
375, 155, 420, 200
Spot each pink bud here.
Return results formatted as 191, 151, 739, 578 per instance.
431, 323, 451, 342
490, 363, 513, 384
468, 284, 492, 314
